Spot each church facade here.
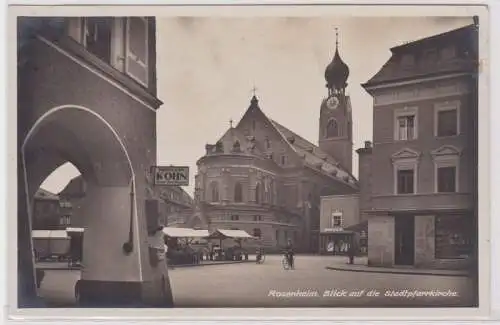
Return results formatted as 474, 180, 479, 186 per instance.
186, 32, 359, 253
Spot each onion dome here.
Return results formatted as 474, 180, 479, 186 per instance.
324, 28, 350, 92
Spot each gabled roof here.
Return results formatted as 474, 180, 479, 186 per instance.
205, 95, 358, 189
217, 126, 265, 157
363, 23, 477, 88
34, 188, 59, 201
269, 119, 358, 187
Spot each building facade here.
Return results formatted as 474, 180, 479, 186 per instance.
31, 188, 70, 230
158, 186, 194, 227
318, 194, 366, 255
18, 17, 172, 306
59, 175, 195, 230
187, 32, 359, 253
360, 22, 478, 269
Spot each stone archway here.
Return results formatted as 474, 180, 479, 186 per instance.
19, 105, 172, 307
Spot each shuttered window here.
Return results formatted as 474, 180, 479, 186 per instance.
126, 17, 149, 87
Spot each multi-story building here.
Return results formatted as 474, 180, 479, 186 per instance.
18, 16, 172, 306
157, 186, 194, 227
359, 22, 478, 269
58, 174, 194, 228
187, 31, 359, 253
31, 188, 69, 230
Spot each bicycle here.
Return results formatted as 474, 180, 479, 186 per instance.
256, 252, 266, 264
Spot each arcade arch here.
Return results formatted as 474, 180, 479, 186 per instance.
20, 105, 148, 305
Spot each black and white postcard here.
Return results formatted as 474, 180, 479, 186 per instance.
7, 2, 491, 321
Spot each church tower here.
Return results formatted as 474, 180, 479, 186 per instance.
318, 28, 353, 174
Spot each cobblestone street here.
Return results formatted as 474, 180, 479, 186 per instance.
38, 255, 476, 307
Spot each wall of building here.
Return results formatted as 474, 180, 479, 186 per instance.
370, 78, 474, 201
367, 215, 394, 267
357, 144, 372, 221
320, 194, 360, 231
20, 35, 159, 283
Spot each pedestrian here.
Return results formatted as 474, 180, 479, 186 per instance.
347, 240, 356, 265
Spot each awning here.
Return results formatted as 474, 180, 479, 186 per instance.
207, 229, 256, 240
162, 227, 209, 238
344, 220, 368, 233
32, 230, 69, 239
66, 227, 85, 233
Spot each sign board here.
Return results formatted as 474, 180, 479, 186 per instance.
152, 166, 189, 186
323, 227, 344, 232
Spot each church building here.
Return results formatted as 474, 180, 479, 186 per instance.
185, 31, 359, 253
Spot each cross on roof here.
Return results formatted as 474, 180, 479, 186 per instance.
335, 27, 339, 47
252, 85, 258, 96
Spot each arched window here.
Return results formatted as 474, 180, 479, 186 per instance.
255, 182, 261, 204
269, 179, 274, 204
253, 228, 262, 238
265, 137, 271, 149
210, 182, 219, 202
234, 182, 243, 202
325, 118, 340, 138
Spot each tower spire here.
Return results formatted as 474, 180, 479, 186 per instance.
324, 27, 350, 95
335, 27, 339, 49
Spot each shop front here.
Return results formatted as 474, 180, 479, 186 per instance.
319, 229, 355, 255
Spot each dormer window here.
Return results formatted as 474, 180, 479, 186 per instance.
440, 46, 456, 60
232, 140, 241, 152
423, 48, 438, 62
401, 54, 414, 66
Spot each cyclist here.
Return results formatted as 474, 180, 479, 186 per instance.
256, 246, 264, 263
284, 239, 294, 269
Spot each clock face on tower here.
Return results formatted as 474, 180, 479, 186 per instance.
326, 96, 339, 110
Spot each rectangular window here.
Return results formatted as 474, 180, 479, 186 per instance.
397, 115, 416, 140
280, 155, 287, 166
437, 166, 456, 193
83, 17, 113, 63
126, 17, 149, 87
397, 169, 414, 194
437, 109, 458, 137
333, 215, 342, 227
231, 215, 239, 221
435, 215, 472, 259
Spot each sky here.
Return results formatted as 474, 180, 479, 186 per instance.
40, 16, 472, 196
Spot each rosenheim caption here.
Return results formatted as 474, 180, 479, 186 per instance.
268, 289, 459, 298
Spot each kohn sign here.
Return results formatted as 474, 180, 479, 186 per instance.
152, 166, 189, 186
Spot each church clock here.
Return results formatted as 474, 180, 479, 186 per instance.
326, 96, 339, 110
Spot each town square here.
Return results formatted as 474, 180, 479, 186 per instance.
15, 13, 479, 308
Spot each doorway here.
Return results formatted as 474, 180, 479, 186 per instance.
394, 215, 415, 266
